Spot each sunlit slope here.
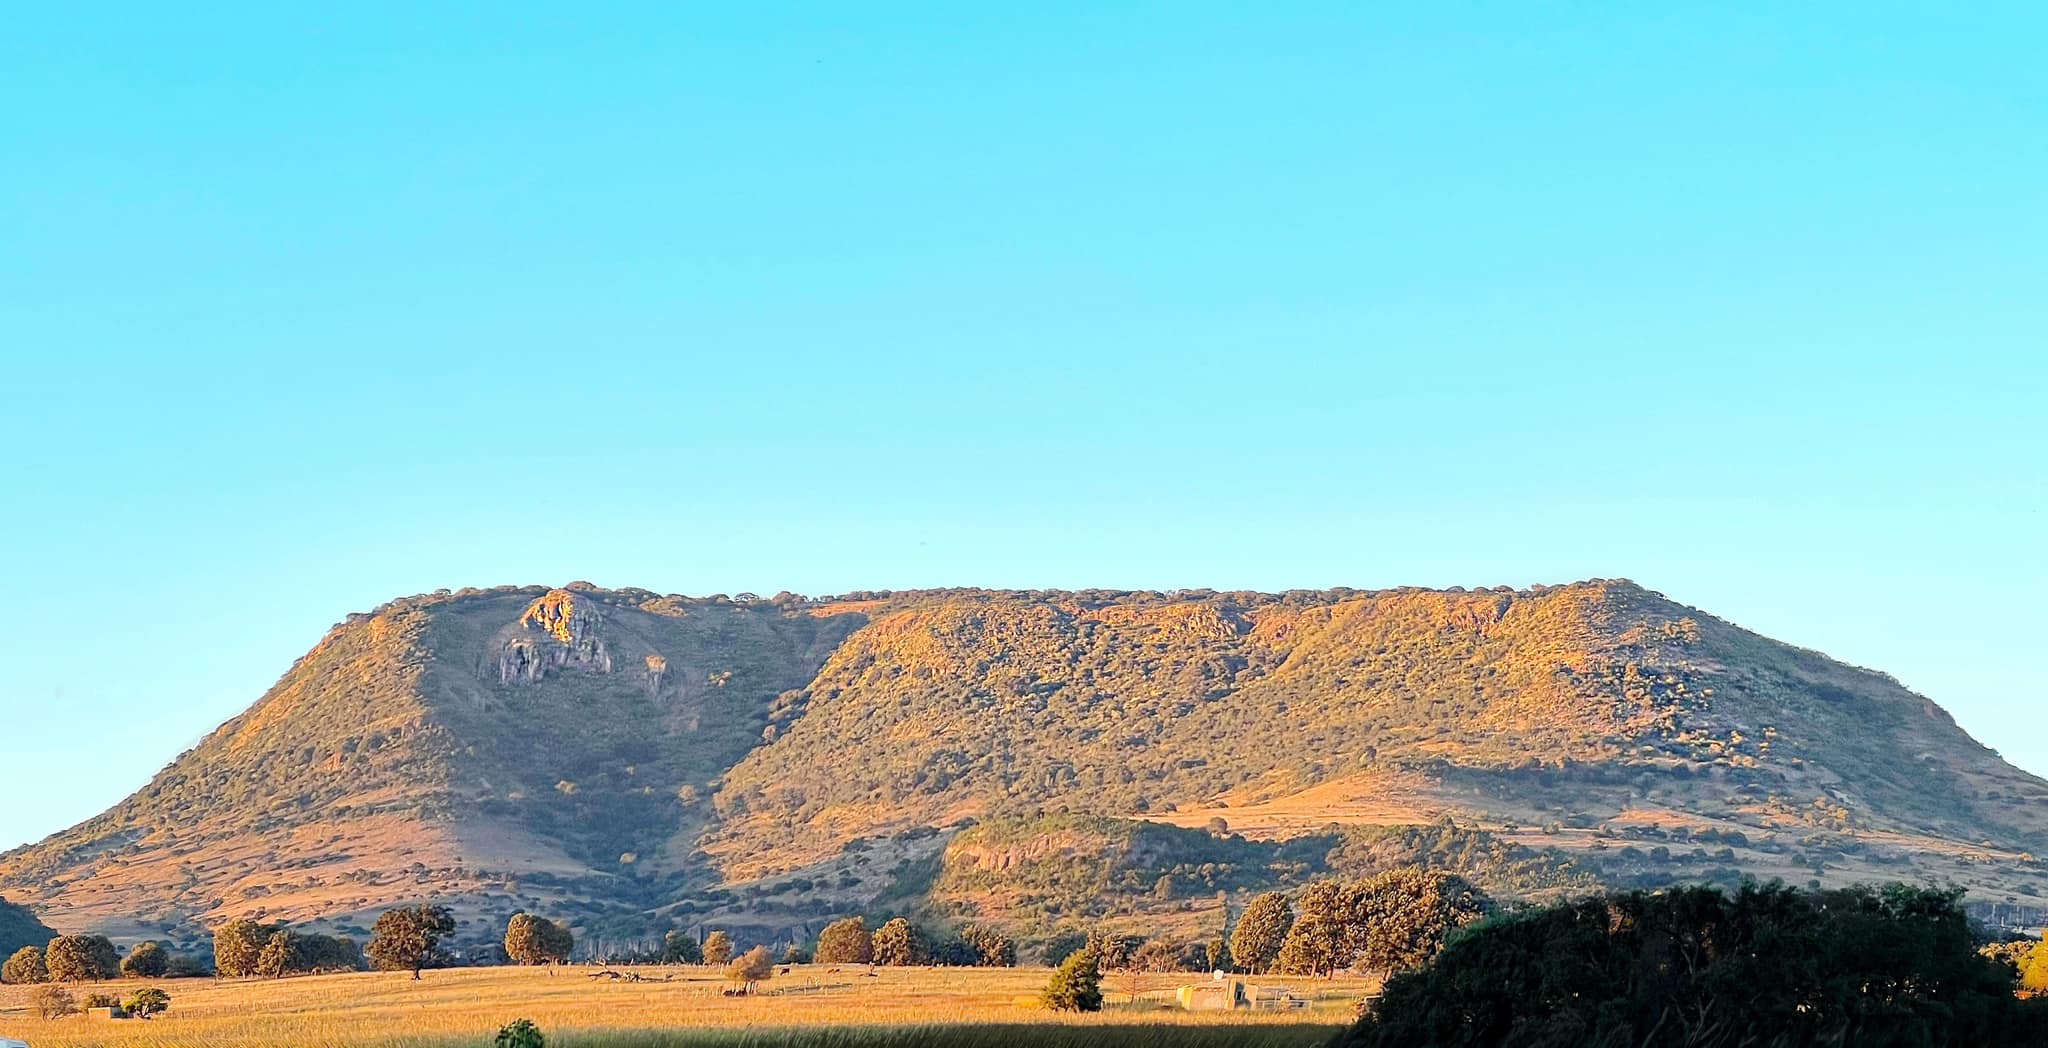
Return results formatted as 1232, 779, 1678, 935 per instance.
5, 580, 2042, 948
0, 585, 862, 939
710, 582, 2048, 877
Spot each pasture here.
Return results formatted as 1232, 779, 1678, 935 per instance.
0, 965, 1368, 1048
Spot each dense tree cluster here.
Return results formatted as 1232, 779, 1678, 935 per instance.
45, 934, 120, 982
1231, 891, 1295, 974
214, 919, 361, 977
1342, 883, 2048, 1047
1275, 869, 1488, 977
661, 930, 703, 964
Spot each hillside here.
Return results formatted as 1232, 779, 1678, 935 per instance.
0, 895, 55, 955
3, 580, 2044, 951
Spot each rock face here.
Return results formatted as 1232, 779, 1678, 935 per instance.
498, 589, 614, 683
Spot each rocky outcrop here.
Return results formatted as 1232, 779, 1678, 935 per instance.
497, 590, 614, 684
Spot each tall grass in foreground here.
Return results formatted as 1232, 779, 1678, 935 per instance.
476, 1025, 1345, 1048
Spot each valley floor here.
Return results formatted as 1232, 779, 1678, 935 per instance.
0, 965, 1368, 1048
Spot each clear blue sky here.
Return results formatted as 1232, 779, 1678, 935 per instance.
2, 3, 2042, 852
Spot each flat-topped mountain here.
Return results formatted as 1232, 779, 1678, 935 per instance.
4, 581, 2043, 954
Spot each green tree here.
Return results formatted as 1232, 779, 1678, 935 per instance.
1348, 868, 1487, 975
1041, 947, 1104, 1012
701, 930, 735, 966
726, 945, 775, 993
46, 934, 118, 982
814, 917, 872, 965
165, 953, 212, 978
367, 904, 454, 979
298, 933, 364, 973
2025, 944, 2048, 993
506, 914, 574, 965
1204, 937, 1231, 971
3, 944, 48, 984
495, 1018, 547, 1048
213, 919, 270, 978
871, 917, 922, 966
960, 924, 1016, 967
124, 986, 171, 1019
662, 930, 702, 965
121, 941, 168, 978
256, 930, 303, 978
1131, 938, 1186, 973
1341, 883, 2047, 1047
1231, 891, 1294, 974
1275, 881, 1351, 977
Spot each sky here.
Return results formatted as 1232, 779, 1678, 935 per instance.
1, 3, 2042, 852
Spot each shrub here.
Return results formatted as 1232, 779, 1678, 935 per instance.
495, 1018, 547, 1048
124, 986, 170, 1019
1041, 948, 1103, 1012
31, 984, 76, 1019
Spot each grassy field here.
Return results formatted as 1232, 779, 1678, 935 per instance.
0, 965, 1367, 1048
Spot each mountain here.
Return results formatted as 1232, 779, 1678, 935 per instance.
0, 895, 55, 955
3, 580, 2043, 955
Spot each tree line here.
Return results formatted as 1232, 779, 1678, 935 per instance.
1342, 882, 2048, 1046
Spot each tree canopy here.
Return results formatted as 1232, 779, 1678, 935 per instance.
814, 917, 872, 965
1041, 947, 1104, 1012
367, 905, 455, 979
701, 930, 735, 966
1231, 891, 1294, 974
872, 917, 922, 966
505, 914, 574, 965
1342, 883, 2048, 1047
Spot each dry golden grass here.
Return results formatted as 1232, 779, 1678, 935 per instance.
0, 965, 1370, 1048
